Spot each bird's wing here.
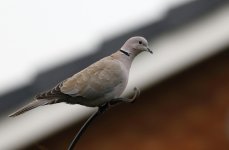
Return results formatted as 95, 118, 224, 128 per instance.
35, 81, 68, 100
60, 56, 124, 99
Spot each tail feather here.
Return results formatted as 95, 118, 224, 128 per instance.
9, 99, 51, 117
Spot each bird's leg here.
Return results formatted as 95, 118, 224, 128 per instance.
98, 102, 109, 113
109, 87, 140, 107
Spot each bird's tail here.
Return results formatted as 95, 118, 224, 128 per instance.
9, 99, 51, 117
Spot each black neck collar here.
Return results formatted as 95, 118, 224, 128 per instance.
119, 49, 130, 56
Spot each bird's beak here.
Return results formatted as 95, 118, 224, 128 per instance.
147, 47, 153, 54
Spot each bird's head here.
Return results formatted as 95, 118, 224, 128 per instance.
120, 36, 152, 57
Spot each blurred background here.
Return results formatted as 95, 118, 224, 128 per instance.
0, 0, 229, 149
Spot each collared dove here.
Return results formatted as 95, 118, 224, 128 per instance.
9, 36, 152, 117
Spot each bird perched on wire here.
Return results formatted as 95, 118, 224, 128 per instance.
9, 36, 152, 117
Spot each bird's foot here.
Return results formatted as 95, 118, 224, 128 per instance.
109, 87, 140, 106
125, 87, 140, 103
98, 103, 110, 114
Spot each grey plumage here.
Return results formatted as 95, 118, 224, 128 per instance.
9, 99, 51, 117
9, 36, 152, 117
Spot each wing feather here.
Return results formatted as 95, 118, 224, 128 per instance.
61, 56, 123, 99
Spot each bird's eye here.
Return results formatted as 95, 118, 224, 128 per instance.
139, 41, 142, 44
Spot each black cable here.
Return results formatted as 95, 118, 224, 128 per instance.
67, 104, 107, 150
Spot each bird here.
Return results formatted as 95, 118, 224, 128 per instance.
9, 36, 152, 117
